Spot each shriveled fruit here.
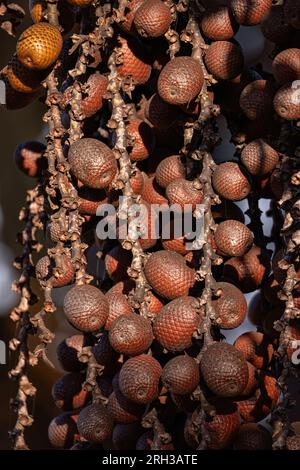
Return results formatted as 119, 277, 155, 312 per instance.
214, 220, 253, 257
205, 41, 244, 80
213, 282, 247, 329
241, 139, 279, 176
162, 355, 199, 394
234, 331, 274, 369
230, 0, 272, 25
201, 6, 238, 40
134, 0, 172, 38
212, 162, 251, 201
77, 403, 114, 443
109, 314, 153, 356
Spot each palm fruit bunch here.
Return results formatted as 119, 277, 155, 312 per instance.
6, 0, 300, 452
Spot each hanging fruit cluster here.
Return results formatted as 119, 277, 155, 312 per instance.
5, 0, 300, 451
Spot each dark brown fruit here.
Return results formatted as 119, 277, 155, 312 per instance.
241, 362, 258, 397
57, 334, 87, 372
241, 138, 279, 176
92, 331, 119, 373
166, 178, 203, 209
162, 355, 199, 394
63, 284, 109, 332
201, 6, 238, 40
223, 246, 271, 293
273, 82, 300, 120
107, 389, 145, 423
119, 0, 145, 34
4, 77, 39, 110
105, 245, 132, 282
118, 354, 162, 404
16, 23, 63, 70
141, 176, 168, 205
80, 73, 108, 118
68, 138, 117, 189
158, 57, 204, 105
155, 155, 185, 189
48, 412, 78, 448
109, 314, 153, 356
239, 80, 274, 120
77, 187, 108, 216
261, 6, 293, 44
201, 342, 249, 397
134, 0, 172, 38
14, 141, 46, 177
116, 36, 151, 85
233, 423, 272, 449
7, 55, 46, 94
77, 403, 114, 443
105, 290, 133, 329
113, 422, 143, 450
126, 118, 155, 161
144, 251, 195, 300
52, 373, 89, 411
212, 162, 251, 201
205, 41, 244, 81
273, 48, 300, 85
213, 282, 247, 329
284, 0, 300, 29
36, 255, 74, 287
234, 332, 273, 369
215, 220, 253, 257
230, 0, 272, 25
153, 296, 202, 351
144, 93, 179, 129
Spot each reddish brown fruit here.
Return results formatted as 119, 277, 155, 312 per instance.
162, 235, 189, 255
241, 362, 258, 397
92, 332, 119, 373
130, 168, 145, 194
273, 82, 300, 120
261, 6, 293, 44
68, 138, 117, 189
241, 139, 279, 176
141, 176, 168, 205
105, 290, 133, 329
201, 6, 238, 40
14, 141, 46, 177
105, 245, 132, 282
162, 355, 199, 394
107, 389, 145, 423
234, 332, 274, 369
7, 56, 45, 94
284, 0, 300, 29
239, 80, 274, 120
126, 118, 155, 161
166, 179, 203, 209
230, 0, 272, 25
223, 246, 271, 293
36, 255, 74, 287
212, 162, 251, 201
144, 251, 195, 300
158, 57, 204, 105
273, 49, 300, 85
109, 314, 153, 356
57, 334, 87, 372
48, 412, 78, 448
204, 41, 244, 81
52, 373, 89, 411
119, 0, 145, 34
77, 187, 108, 216
215, 220, 253, 257
134, 0, 172, 38
144, 93, 179, 129
77, 403, 114, 443
118, 354, 162, 404
80, 73, 108, 118
153, 297, 202, 351
213, 282, 247, 329
201, 343, 249, 397
66, 0, 93, 6
233, 423, 272, 449
16, 23, 63, 70
116, 36, 151, 85
63, 284, 109, 332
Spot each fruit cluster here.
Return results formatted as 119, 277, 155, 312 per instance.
7, 0, 300, 451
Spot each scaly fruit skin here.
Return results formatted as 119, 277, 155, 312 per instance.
287, 436, 300, 450
119, 0, 145, 34
215, 220, 253, 257
57, 335, 87, 372
126, 119, 155, 161
16, 23, 63, 70
234, 331, 273, 369
223, 246, 271, 293
68, 138, 117, 189
273, 49, 300, 85
134, 0, 172, 38
284, 0, 300, 29
201, 6, 238, 40
118, 354, 162, 404
80, 73, 108, 118
141, 176, 168, 205
108, 314, 153, 356
63, 284, 109, 332
153, 296, 202, 351
77, 403, 114, 443
144, 251, 195, 300
144, 93, 179, 129
48, 412, 78, 448
241, 362, 258, 397
35, 254, 74, 287
261, 6, 293, 44
212, 162, 251, 201
105, 245, 132, 282
213, 282, 247, 329
77, 187, 108, 216
273, 82, 300, 120
14, 141, 46, 177
230, 0, 272, 25
107, 389, 145, 424
4, 77, 39, 110
92, 332, 119, 374
166, 178, 203, 209
241, 139, 279, 176
204, 41, 244, 81
52, 373, 89, 411
158, 56, 204, 105
105, 291, 133, 329
233, 423, 272, 450
7, 56, 45, 94
116, 36, 151, 85
161, 355, 200, 394
239, 80, 275, 120
201, 343, 249, 397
